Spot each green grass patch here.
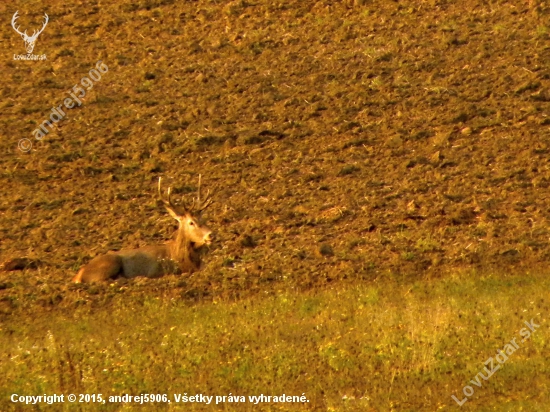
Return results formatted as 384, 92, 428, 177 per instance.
1, 271, 549, 410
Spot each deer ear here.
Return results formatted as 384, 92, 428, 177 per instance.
164, 205, 183, 222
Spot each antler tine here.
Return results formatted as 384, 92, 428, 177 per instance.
159, 176, 211, 214
188, 176, 198, 211
194, 174, 213, 213
28, 13, 48, 39
37, 14, 49, 36
11, 11, 26, 36
197, 174, 203, 203
197, 195, 213, 213
185, 175, 202, 212
158, 177, 175, 209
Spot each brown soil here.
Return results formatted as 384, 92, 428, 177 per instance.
2, 0, 550, 306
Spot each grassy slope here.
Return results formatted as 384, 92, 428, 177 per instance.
1, 272, 549, 411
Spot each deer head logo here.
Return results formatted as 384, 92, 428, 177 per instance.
11, 11, 49, 54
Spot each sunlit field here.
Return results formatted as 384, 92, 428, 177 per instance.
2, 0, 550, 410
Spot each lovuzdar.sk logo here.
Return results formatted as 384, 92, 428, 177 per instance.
11, 10, 48, 61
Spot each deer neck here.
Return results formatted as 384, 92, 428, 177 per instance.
168, 227, 200, 271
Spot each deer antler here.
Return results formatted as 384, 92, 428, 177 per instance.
158, 176, 212, 215
31, 13, 49, 40
190, 174, 213, 213
158, 177, 179, 212
11, 11, 26, 37
11, 12, 48, 39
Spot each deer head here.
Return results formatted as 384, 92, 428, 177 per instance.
12, 11, 49, 54
158, 175, 213, 249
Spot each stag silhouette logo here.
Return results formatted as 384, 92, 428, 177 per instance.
11, 11, 48, 54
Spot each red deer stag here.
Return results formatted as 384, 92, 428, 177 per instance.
72, 176, 213, 283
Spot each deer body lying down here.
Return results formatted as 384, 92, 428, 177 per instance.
73, 176, 212, 283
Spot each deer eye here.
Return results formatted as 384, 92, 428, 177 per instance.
189, 221, 195, 226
